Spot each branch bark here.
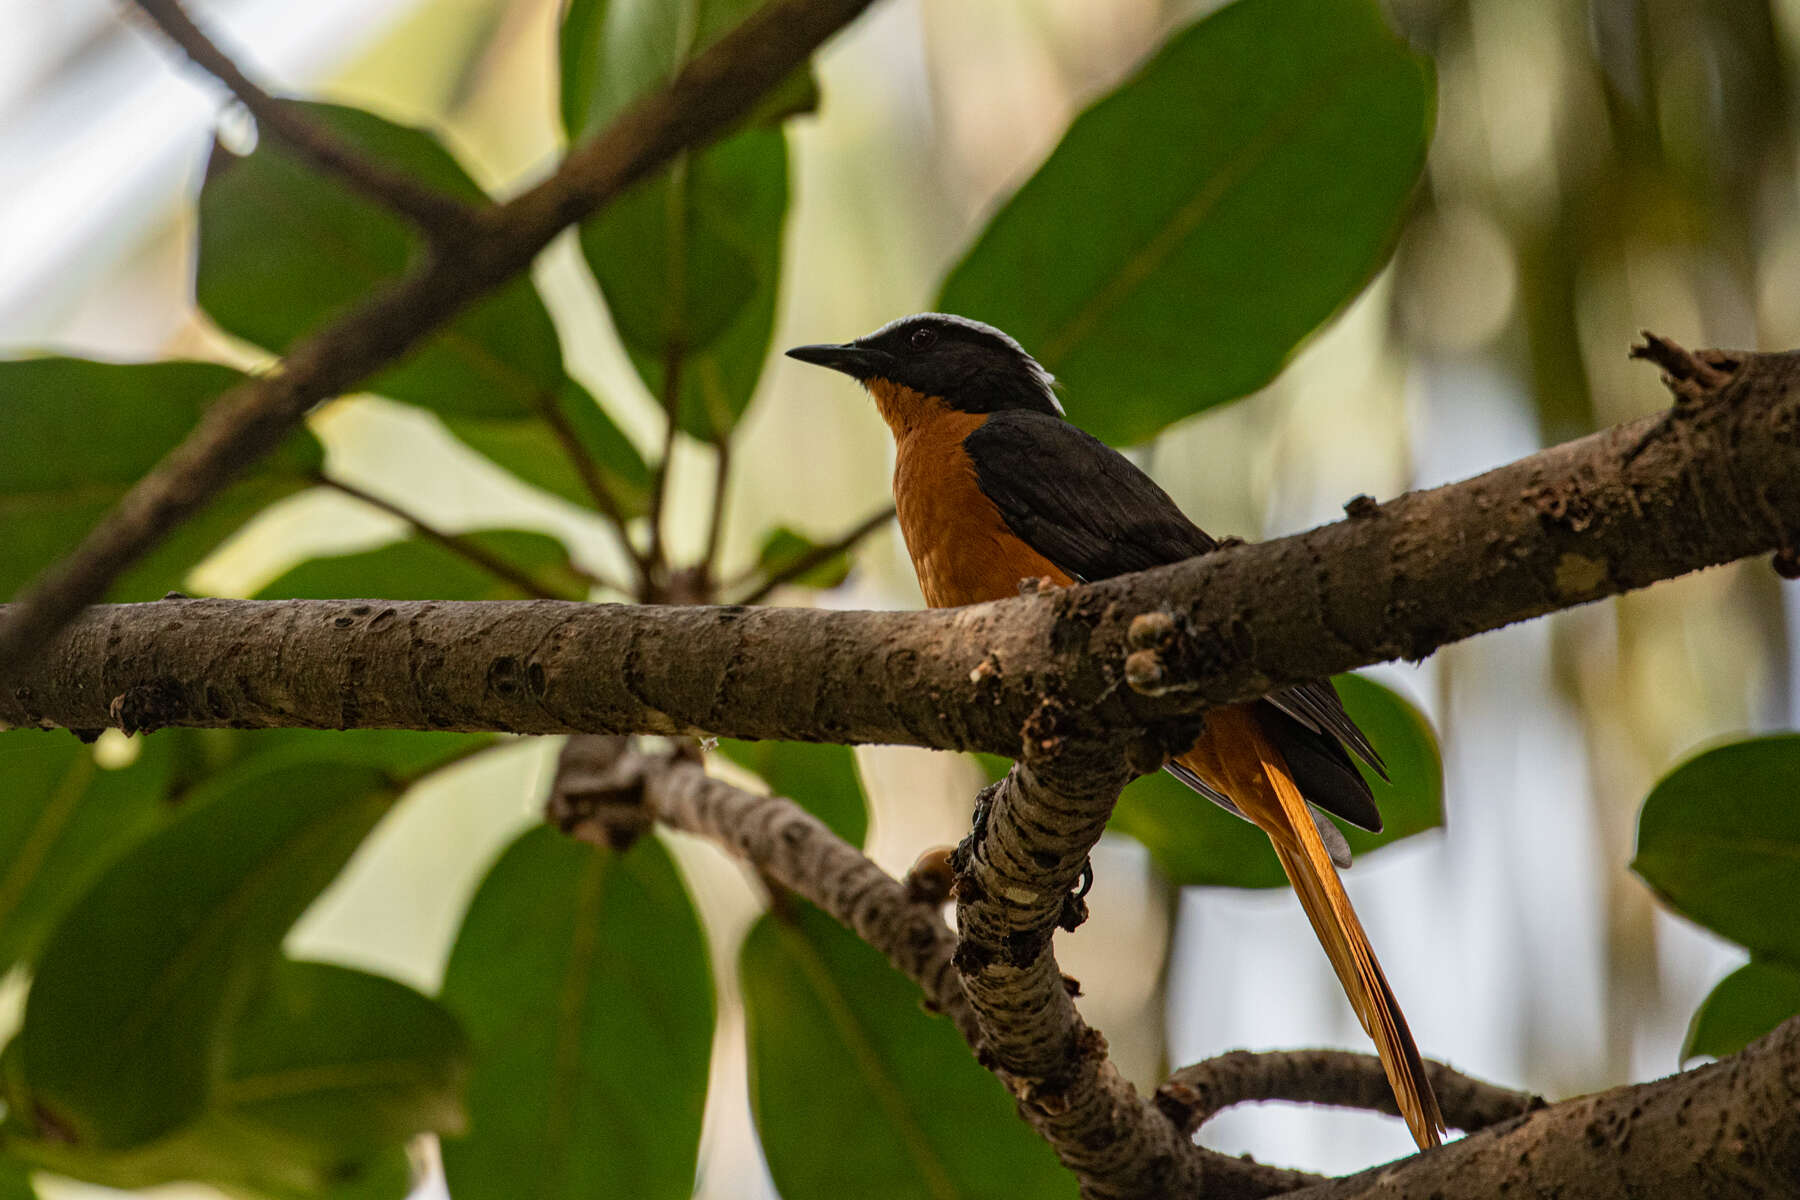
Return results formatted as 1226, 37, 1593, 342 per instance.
1284, 1015, 1800, 1200
0, 0, 878, 679
540, 735, 978, 1042
1156, 1049, 1544, 1136
5, 341, 1798, 750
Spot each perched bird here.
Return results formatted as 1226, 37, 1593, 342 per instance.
787, 312, 1446, 1150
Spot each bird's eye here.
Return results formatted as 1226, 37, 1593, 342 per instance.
907, 326, 938, 351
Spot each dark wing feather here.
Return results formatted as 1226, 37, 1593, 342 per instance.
963, 410, 1215, 580
965, 410, 1383, 834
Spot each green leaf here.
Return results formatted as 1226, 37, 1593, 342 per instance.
13, 754, 399, 1148
0, 736, 176, 975
0, 1158, 35, 1200
196, 102, 645, 509
1, 959, 460, 1199
223, 959, 467, 1155
750, 526, 855, 591
561, 1, 791, 440
443, 381, 649, 515
256, 529, 585, 601
717, 739, 869, 848
742, 904, 1075, 1200
1633, 734, 1800, 962
166, 729, 492, 788
1683, 960, 1800, 1062
0, 358, 322, 600
440, 828, 712, 1200
937, 0, 1434, 444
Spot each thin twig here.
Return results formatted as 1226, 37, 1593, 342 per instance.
318, 475, 598, 600
534, 394, 654, 588
699, 440, 731, 588
733, 506, 895, 605
644, 345, 686, 594
0, 0, 878, 677
545, 738, 978, 1043
130, 0, 480, 241
1156, 1048, 1546, 1137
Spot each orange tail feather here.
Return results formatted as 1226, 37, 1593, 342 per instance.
1178, 712, 1445, 1150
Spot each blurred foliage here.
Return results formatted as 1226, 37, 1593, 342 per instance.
439, 827, 713, 1200
255, 529, 588, 601
0, 359, 321, 600
1634, 735, 1800, 1057
941, 0, 1433, 444
5, 0, 1797, 1193
197, 101, 647, 513
741, 902, 1076, 1200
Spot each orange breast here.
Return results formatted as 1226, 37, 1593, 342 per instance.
881, 389, 1072, 609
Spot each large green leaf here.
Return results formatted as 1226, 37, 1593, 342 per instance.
1633, 734, 1800, 963
561, 0, 791, 440
7, 962, 462, 1198
222, 959, 467, 1156
0, 736, 176, 976
0, 1157, 35, 1200
0, 358, 322, 600
440, 827, 713, 1200
742, 904, 1075, 1200
13, 754, 399, 1148
196, 102, 645, 509
717, 739, 868, 848
1683, 960, 1800, 1062
937, 0, 1434, 444
256, 529, 586, 601
1114, 676, 1441, 888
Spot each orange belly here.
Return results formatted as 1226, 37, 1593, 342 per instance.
890, 408, 1071, 608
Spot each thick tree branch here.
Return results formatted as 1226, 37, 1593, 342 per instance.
6, 341, 1799, 745
0, 0, 878, 679
129, 0, 482, 240
945, 743, 1322, 1200
1284, 1015, 1800, 1200
1156, 1049, 1544, 1136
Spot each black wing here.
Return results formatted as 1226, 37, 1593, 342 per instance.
964, 409, 1383, 833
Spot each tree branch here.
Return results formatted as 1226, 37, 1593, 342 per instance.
543, 735, 974, 1037
1155, 1049, 1544, 1136
129, 0, 481, 240
1283, 1016, 1800, 1200
539, 735, 1317, 1200
0, 0, 879, 679
6, 341, 1799, 745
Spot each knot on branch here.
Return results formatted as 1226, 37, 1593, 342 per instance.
1631, 332, 1743, 404
544, 733, 652, 850
109, 677, 191, 735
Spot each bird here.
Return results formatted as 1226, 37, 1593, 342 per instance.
786, 312, 1446, 1150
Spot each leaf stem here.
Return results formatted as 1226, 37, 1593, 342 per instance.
733, 506, 895, 605
316, 474, 599, 600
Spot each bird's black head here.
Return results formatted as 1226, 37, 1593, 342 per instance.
786, 313, 1063, 419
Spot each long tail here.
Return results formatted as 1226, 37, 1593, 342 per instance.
1178, 713, 1445, 1150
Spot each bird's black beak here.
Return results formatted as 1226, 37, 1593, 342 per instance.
785, 342, 888, 381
